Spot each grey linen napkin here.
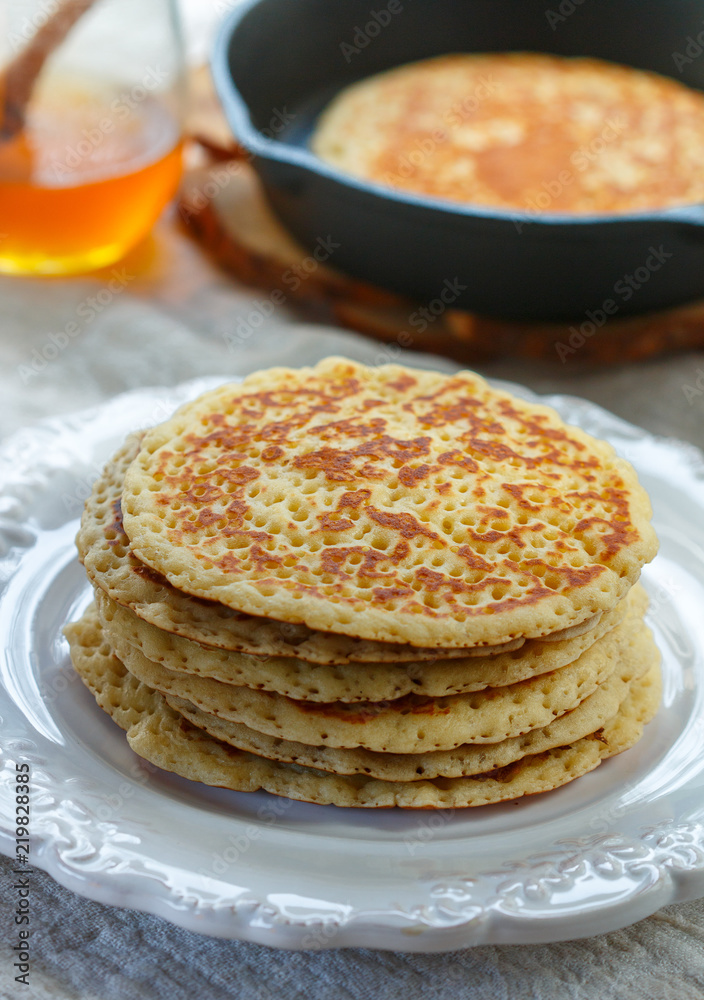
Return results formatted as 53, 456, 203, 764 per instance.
1, 856, 703, 1000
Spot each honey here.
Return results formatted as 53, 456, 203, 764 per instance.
0, 85, 182, 274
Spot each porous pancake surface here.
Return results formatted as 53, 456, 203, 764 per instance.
64, 610, 661, 809
312, 53, 704, 214
163, 615, 659, 780
109, 601, 637, 754
122, 359, 657, 647
78, 434, 523, 663
95, 586, 635, 703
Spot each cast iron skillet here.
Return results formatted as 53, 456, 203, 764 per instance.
212, 0, 704, 322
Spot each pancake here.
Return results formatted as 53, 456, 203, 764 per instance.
68, 358, 662, 809
77, 434, 526, 664
121, 359, 657, 647
163, 617, 658, 780
63, 609, 661, 809
103, 603, 633, 754
312, 53, 704, 214
94, 585, 638, 703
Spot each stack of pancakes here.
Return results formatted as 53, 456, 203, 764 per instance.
65, 359, 661, 808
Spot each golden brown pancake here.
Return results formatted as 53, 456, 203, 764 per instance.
64, 607, 662, 809
65, 358, 662, 810
313, 53, 704, 214
77, 433, 529, 663
121, 358, 658, 647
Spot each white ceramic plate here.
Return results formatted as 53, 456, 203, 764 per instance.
1, 377, 703, 952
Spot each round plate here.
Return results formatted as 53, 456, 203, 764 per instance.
1, 377, 703, 952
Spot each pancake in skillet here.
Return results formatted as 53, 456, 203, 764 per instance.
312, 53, 704, 214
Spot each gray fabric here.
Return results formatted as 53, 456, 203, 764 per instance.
1, 857, 703, 1000
1, 252, 703, 998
